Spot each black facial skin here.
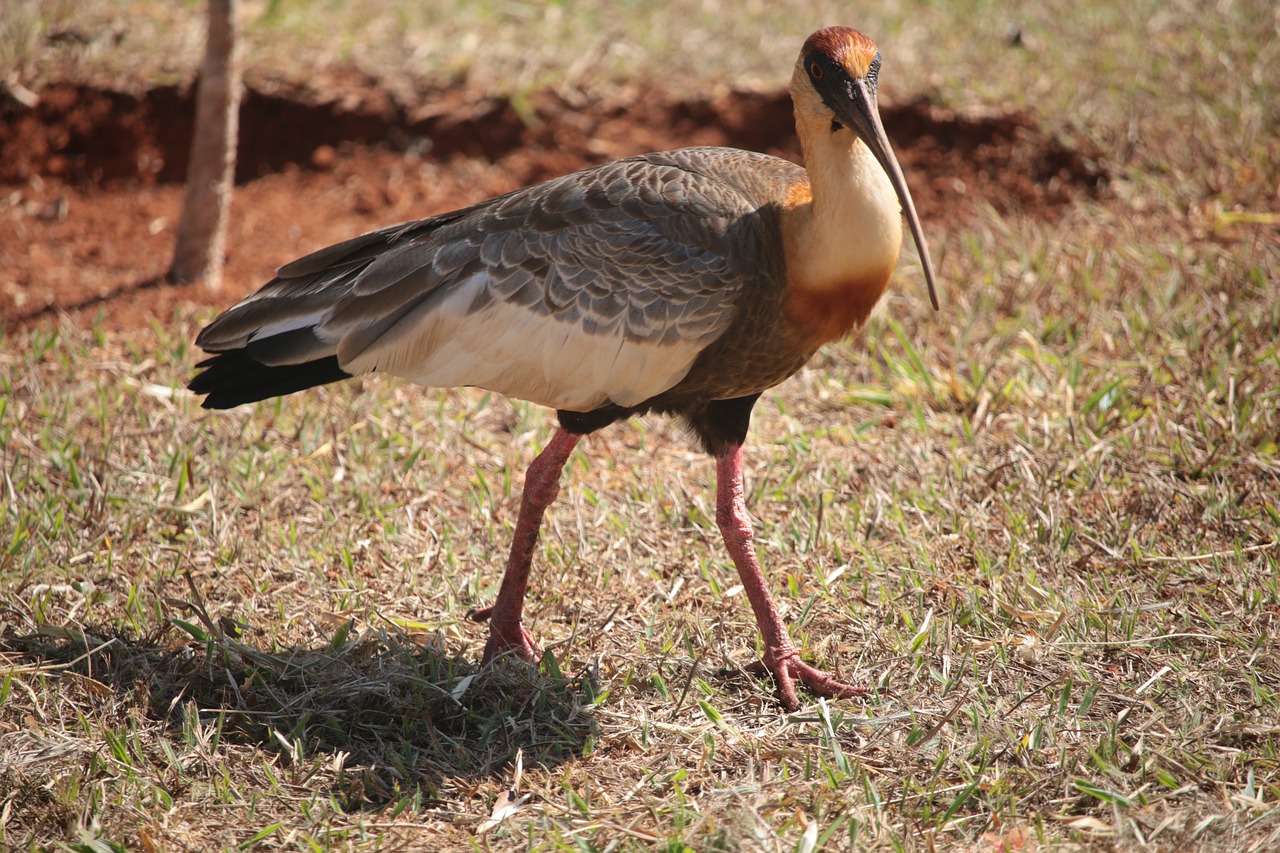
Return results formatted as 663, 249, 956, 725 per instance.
804, 50, 883, 135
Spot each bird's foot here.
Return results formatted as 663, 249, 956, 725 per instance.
747, 647, 872, 712
471, 606, 542, 664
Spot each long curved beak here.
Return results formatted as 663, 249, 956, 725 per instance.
839, 80, 940, 311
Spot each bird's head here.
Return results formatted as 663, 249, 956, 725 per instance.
792, 27, 939, 311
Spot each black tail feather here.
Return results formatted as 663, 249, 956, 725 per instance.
189, 350, 351, 409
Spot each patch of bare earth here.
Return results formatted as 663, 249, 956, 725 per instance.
0, 75, 1107, 331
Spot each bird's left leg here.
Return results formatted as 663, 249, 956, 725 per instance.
716, 444, 871, 711
472, 427, 581, 663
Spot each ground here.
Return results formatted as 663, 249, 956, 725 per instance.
1, 3, 1279, 852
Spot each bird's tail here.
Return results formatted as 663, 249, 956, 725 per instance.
188, 348, 351, 410
187, 218, 446, 410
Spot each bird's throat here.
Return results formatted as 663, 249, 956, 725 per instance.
782, 130, 903, 343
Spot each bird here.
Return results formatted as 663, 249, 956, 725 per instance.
188, 25, 939, 712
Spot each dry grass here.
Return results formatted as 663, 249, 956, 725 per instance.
3, 0, 1280, 850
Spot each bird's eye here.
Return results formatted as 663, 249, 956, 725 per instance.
810, 61, 824, 79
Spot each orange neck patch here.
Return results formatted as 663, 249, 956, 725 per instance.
779, 176, 897, 346
784, 268, 891, 345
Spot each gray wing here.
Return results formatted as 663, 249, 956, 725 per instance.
196, 148, 800, 410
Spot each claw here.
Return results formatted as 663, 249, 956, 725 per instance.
751, 648, 871, 711
480, 619, 542, 664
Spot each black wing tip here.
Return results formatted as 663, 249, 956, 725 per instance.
189, 350, 351, 409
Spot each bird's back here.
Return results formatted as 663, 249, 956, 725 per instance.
192, 147, 813, 414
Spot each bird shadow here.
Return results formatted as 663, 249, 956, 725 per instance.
2, 594, 598, 810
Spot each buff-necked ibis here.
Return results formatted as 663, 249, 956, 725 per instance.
189, 26, 939, 711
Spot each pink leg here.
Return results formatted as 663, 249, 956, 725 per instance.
716, 444, 870, 711
472, 427, 581, 664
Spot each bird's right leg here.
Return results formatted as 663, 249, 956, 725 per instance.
472, 427, 581, 663
715, 444, 871, 711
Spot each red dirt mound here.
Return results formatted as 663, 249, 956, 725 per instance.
0, 79, 1107, 331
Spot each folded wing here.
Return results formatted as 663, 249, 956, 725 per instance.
192, 149, 787, 411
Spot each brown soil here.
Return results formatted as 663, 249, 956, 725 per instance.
0, 77, 1108, 332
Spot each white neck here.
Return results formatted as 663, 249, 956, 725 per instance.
786, 68, 902, 294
